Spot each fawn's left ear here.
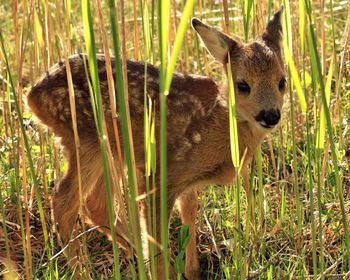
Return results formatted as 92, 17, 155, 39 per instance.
192, 18, 240, 64
262, 6, 284, 52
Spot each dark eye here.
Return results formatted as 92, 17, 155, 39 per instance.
236, 81, 250, 95
279, 78, 287, 91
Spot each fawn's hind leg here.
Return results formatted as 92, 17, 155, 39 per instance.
177, 189, 201, 280
84, 174, 111, 236
52, 154, 80, 245
84, 171, 131, 255
52, 140, 103, 244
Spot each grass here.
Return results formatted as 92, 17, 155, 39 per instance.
0, 0, 350, 279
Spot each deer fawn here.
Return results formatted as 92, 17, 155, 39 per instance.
28, 7, 285, 280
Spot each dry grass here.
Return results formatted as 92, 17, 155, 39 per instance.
1, 180, 350, 278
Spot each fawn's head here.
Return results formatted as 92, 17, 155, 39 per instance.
192, 8, 286, 131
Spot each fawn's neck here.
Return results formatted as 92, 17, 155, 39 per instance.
166, 78, 267, 189
212, 87, 266, 164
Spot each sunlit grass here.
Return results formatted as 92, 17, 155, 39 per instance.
0, 0, 349, 279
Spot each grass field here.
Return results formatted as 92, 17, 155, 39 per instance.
0, 0, 350, 279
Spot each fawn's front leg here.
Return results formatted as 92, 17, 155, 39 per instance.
151, 193, 178, 280
177, 189, 201, 280
241, 163, 255, 223
153, 189, 200, 280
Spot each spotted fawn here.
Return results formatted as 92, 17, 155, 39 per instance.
28, 7, 285, 279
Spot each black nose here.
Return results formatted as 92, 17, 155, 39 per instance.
255, 109, 281, 126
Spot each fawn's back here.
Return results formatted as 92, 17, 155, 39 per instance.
28, 54, 227, 184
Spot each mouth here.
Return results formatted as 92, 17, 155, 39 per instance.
257, 121, 276, 130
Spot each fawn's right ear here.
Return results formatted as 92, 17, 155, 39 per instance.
262, 7, 284, 52
192, 18, 240, 64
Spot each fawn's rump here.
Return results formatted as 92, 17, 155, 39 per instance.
28, 54, 118, 137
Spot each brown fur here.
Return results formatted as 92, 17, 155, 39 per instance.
27, 8, 286, 280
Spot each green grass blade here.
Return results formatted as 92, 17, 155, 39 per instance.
81, 1, 121, 278
106, 0, 147, 278
298, 0, 305, 56
283, 44, 307, 114
242, 0, 254, 41
316, 58, 333, 150
158, 0, 170, 278
164, 0, 195, 93
227, 56, 239, 168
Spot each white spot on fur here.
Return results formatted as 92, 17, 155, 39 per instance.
192, 132, 201, 143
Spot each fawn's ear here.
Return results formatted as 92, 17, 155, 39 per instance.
192, 18, 239, 64
262, 7, 284, 52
